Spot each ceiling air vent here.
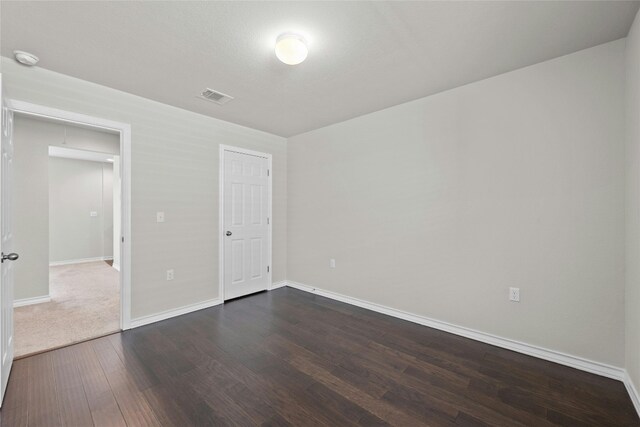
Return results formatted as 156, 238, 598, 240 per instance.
198, 88, 234, 105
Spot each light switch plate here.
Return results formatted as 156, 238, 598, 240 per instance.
157, 212, 165, 223
90, 211, 98, 217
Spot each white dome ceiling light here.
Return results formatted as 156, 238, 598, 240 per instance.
275, 33, 308, 65
13, 50, 39, 66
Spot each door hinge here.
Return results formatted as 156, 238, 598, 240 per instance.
121, 236, 124, 243
267, 266, 270, 273
267, 217, 270, 225
267, 169, 270, 176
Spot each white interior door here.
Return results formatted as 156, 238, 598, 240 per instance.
0, 74, 16, 406
223, 149, 270, 300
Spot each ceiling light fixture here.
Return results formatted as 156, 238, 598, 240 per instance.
13, 50, 39, 66
275, 33, 308, 65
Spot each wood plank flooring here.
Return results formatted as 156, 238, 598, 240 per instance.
1, 287, 638, 426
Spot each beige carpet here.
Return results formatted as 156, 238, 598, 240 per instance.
14, 261, 120, 357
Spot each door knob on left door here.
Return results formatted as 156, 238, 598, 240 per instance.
226, 231, 232, 236
1, 253, 19, 263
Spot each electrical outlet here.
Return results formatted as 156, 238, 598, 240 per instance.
157, 211, 165, 223
329, 259, 336, 268
509, 287, 520, 302
166, 269, 174, 281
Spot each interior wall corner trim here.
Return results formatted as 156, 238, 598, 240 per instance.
49, 256, 114, 267
270, 281, 287, 290
13, 295, 51, 308
624, 371, 640, 418
129, 298, 222, 329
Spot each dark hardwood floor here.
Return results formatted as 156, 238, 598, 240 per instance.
1, 287, 638, 426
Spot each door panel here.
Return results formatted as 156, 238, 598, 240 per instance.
223, 150, 269, 300
250, 238, 263, 279
250, 185, 263, 224
231, 239, 244, 283
0, 74, 15, 406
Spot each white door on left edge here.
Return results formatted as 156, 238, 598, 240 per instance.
223, 150, 269, 300
0, 74, 16, 407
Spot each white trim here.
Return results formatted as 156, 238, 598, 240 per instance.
269, 280, 287, 290
221, 145, 273, 159
49, 256, 113, 267
7, 100, 127, 134
218, 145, 273, 302
130, 298, 222, 328
129, 282, 284, 329
624, 372, 640, 418
284, 280, 626, 381
112, 263, 120, 272
268, 154, 273, 292
13, 295, 51, 308
7, 99, 132, 330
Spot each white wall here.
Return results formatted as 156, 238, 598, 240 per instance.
1, 57, 287, 319
288, 40, 626, 367
49, 157, 113, 263
13, 115, 119, 300
625, 8, 640, 399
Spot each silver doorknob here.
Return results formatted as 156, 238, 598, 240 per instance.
226, 231, 232, 236
1, 253, 19, 263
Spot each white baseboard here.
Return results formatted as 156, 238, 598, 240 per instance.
13, 295, 51, 308
130, 282, 285, 330
49, 256, 113, 267
270, 280, 287, 290
284, 280, 626, 381
130, 298, 222, 328
112, 263, 120, 272
624, 372, 640, 418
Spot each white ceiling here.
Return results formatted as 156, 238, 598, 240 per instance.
1, 1, 639, 137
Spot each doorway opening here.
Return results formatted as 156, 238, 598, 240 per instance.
0, 100, 132, 364
11, 116, 122, 357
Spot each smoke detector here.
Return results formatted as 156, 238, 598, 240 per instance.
198, 88, 234, 105
14, 50, 39, 66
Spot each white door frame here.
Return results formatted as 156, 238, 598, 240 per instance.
6, 99, 132, 330
218, 144, 273, 301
